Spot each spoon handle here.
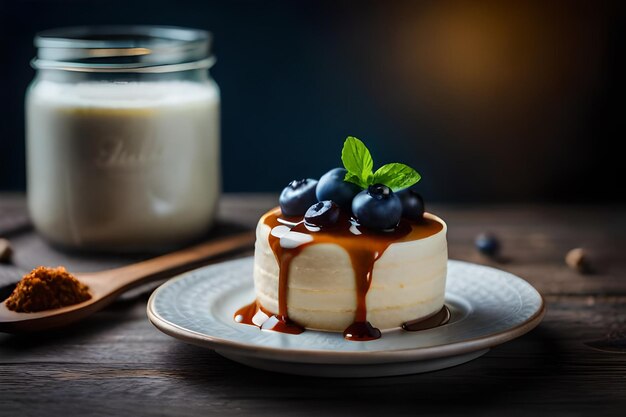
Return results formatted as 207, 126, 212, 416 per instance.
85, 231, 256, 295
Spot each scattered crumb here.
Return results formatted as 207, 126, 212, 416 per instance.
0, 238, 12, 263
4, 266, 91, 312
565, 248, 588, 273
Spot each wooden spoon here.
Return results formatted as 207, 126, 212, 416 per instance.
0, 231, 255, 333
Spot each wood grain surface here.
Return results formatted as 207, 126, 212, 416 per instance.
0, 194, 624, 416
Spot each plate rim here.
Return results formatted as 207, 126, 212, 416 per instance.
147, 258, 545, 365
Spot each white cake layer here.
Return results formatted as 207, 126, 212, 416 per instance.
253, 212, 448, 331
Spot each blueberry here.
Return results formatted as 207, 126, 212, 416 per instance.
351, 184, 402, 230
304, 200, 340, 228
315, 168, 362, 210
279, 179, 319, 217
475, 233, 501, 256
397, 188, 425, 221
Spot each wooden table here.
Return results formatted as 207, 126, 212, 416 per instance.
0, 194, 624, 416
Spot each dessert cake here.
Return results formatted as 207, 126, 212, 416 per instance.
236, 137, 448, 341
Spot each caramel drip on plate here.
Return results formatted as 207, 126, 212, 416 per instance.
234, 300, 261, 325
402, 305, 451, 331
235, 207, 444, 341
234, 300, 303, 334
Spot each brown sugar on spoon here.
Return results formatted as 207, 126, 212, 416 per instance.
5, 266, 91, 312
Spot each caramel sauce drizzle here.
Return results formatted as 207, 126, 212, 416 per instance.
234, 208, 444, 341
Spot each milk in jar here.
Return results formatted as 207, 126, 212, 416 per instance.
26, 26, 220, 251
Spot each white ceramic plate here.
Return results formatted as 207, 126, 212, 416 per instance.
147, 257, 545, 377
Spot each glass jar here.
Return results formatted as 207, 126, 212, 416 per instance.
26, 26, 220, 252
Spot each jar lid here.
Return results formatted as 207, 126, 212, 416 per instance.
32, 25, 214, 73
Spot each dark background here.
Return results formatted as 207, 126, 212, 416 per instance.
0, 0, 623, 202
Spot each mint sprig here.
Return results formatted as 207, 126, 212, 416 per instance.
341, 136, 421, 192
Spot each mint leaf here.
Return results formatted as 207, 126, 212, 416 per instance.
373, 163, 421, 191
341, 136, 373, 186
344, 172, 368, 189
